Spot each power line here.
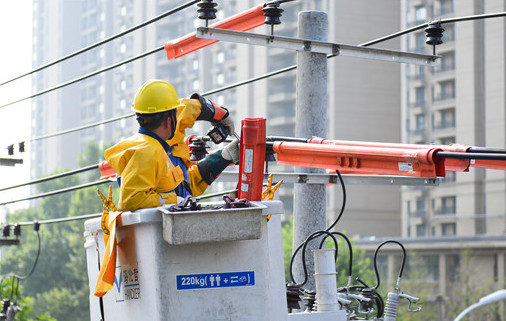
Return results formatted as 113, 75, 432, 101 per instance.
0, 45, 165, 109
5, 11, 506, 146
30, 114, 135, 142
0, 0, 200, 87
0, 180, 112, 206
0, 163, 99, 192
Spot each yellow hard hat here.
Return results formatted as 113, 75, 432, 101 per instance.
132, 80, 184, 114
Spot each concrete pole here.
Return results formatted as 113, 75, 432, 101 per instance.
293, 11, 328, 293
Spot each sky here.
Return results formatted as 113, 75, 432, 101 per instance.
0, 1, 33, 212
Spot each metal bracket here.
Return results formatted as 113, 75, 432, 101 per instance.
216, 171, 439, 186
196, 27, 439, 66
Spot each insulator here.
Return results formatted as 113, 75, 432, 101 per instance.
18, 142, 25, 153
7, 145, 14, 156
265, 144, 277, 162
425, 21, 444, 46
286, 284, 303, 310
2, 225, 10, 238
303, 290, 316, 312
1, 299, 9, 314
360, 288, 376, 313
188, 141, 209, 161
33, 222, 40, 231
197, 0, 218, 21
263, 4, 284, 25
13, 224, 21, 237
384, 292, 400, 321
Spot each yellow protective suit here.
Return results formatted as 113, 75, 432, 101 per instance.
104, 98, 208, 211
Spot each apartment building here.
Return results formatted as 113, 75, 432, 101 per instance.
30, 0, 403, 237
357, 1, 506, 317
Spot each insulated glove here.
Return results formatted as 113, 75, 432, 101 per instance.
192, 93, 235, 136
222, 139, 240, 164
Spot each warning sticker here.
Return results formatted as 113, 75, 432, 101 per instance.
244, 149, 253, 173
176, 271, 255, 290
398, 162, 414, 172
115, 265, 141, 302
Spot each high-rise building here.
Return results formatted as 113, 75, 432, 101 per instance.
30, 0, 403, 237
356, 1, 506, 316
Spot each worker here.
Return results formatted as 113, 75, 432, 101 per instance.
104, 79, 239, 211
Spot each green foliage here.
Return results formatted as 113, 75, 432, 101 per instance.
0, 141, 114, 320
281, 217, 376, 288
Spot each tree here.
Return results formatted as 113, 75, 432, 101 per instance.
0, 140, 112, 320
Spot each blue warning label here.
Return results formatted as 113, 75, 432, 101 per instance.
176, 271, 255, 290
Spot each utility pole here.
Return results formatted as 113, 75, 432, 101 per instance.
293, 11, 328, 293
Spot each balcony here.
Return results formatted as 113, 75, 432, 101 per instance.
435, 206, 456, 215
433, 119, 455, 130
408, 100, 426, 109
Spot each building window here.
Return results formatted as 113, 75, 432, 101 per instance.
434, 51, 455, 73
192, 59, 198, 71
217, 51, 225, 64
415, 5, 426, 22
216, 73, 224, 85
437, 196, 456, 214
438, 0, 455, 15
442, 223, 456, 236
434, 108, 455, 129
414, 114, 425, 134
192, 79, 199, 91
434, 80, 455, 101
415, 86, 425, 106
415, 198, 426, 217
416, 224, 426, 237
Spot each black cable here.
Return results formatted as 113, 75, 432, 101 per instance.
0, 0, 200, 87
435, 151, 506, 161
0, 164, 99, 193
319, 232, 353, 278
31, 114, 135, 142
14, 229, 41, 280
0, 180, 111, 206
326, 170, 346, 231
372, 240, 407, 290
0, 225, 42, 301
0, 45, 165, 109
289, 230, 338, 286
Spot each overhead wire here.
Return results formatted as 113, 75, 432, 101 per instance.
0, 163, 100, 193
0, 0, 200, 87
2, 10, 506, 214
5, 11, 506, 147
0, 180, 112, 206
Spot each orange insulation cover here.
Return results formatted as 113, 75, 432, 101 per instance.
165, 4, 265, 60
274, 141, 446, 178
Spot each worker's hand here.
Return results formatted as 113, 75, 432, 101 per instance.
216, 116, 235, 137
193, 93, 234, 135
222, 139, 240, 164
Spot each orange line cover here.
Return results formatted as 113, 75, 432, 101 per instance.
165, 4, 265, 60
273, 141, 446, 178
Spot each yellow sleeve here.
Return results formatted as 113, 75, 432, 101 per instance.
117, 149, 177, 211
168, 98, 202, 168
187, 164, 209, 197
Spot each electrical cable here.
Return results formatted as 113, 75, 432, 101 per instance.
0, 163, 99, 193
319, 231, 353, 278
371, 240, 407, 290
0, 224, 42, 303
289, 230, 338, 287
326, 170, 346, 231
0, 180, 112, 206
3, 10, 506, 144
0, 45, 165, 109
0, 0, 200, 87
